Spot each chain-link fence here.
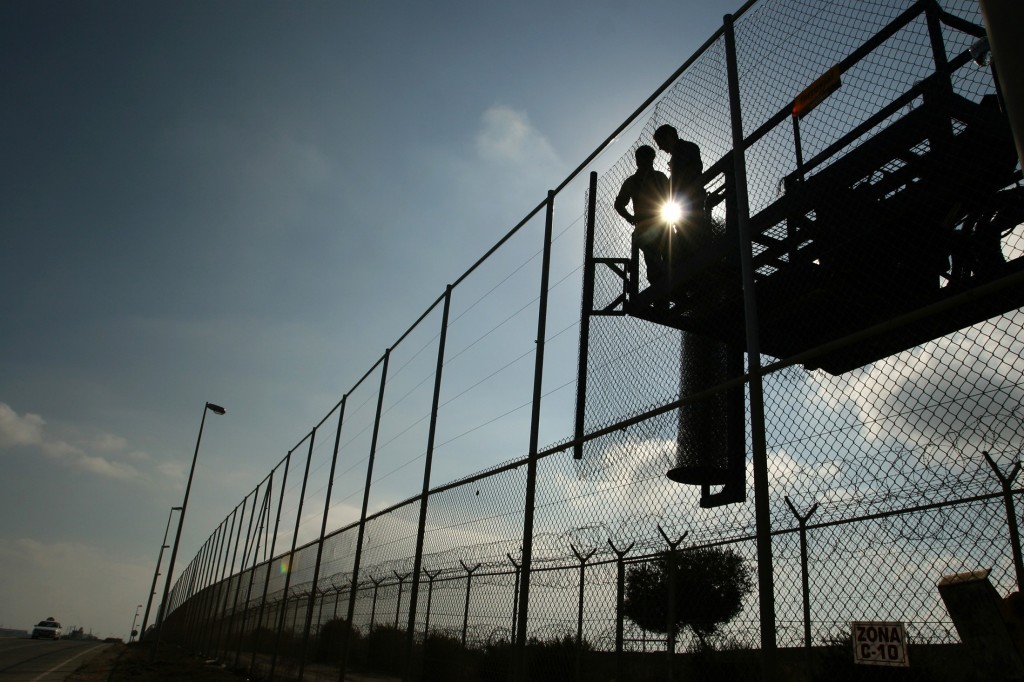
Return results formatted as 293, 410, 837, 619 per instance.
153, 0, 1024, 680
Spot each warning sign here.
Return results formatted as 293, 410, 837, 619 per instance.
851, 621, 909, 667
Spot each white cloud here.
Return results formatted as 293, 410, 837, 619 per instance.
0, 402, 139, 481
0, 402, 44, 448
475, 105, 560, 169
808, 314, 1024, 466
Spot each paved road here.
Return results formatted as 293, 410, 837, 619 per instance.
0, 638, 110, 682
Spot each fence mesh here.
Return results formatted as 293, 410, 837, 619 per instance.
155, 0, 1024, 680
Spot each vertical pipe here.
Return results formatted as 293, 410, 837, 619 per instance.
236, 474, 273, 669
339, 349, 391, 681
514, 191, 555, 682
574, 171, 599, 460
298, 398, 348, 682
404, 287, 453, 681
250, 454, 292, 675
270, 429, 317, 680
725, 13, 777, 677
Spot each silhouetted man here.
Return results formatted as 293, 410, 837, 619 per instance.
653, 124, 711, 260
653, 124, 705, 212
615, 145, 671, 284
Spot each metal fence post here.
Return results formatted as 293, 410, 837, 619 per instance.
202, 519, 231, 652
297, 397, 348, 682
394, 571, 410, 630
234, 479, 273, 669
507, 554, 521, 646
724, 12, 777, 679
340, 349, 391, 681
369, 576, 384, 632
223, 488, 260, 661
657, 526, 687, 682
984, 451, 1024, 588
270, 428, 317, 681
574, 171, 598, 460
514, 191, 555, 682
785, 497, 820, 651
405, 286, 453, 682
608, 539, 635, 682
423, 569, 440, 638
250, 453, 292, 675
183, 533, 212, 650
460, 561, 482, 648
570, 545, 596, 682
216, 494, 252, 658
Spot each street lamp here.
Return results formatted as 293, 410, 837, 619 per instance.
129, 604, 142, 643
140, 506, 182, 642
151, 401, 226, 660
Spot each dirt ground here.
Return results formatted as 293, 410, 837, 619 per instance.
64, 642, 399, 682
66, 641, 246, 682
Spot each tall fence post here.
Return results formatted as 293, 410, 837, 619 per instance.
340, 349, 391, 681
369, 575, 384, 632
202, 518, 232, 652
297, 397, 348, 682
608, 539, 635, 682
423, 569, 440, 638
216, 494, 252, 658
784, 496, 819, 651
570, 545, 596, 682
507, 553, 521, 646
460, 561, 482, 648
394, 571, 410, 630
223, 487, 260, 661
405, 286, 453, 682
332, 579, 345, 621
270, 429, 317, 681
234, 478, 273, 670
657, 526, 687, 682
250, 452, 292, 676
984, 450, 1024, 588
184, 532, 214, 650
574, 171, 598, 460
724, 12, 777, 679
514, 190, 555, 682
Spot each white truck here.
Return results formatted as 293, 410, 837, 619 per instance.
31, 618, 62, 640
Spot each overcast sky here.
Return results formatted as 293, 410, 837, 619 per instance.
0, 0, 744, 639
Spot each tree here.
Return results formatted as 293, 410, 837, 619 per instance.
623, 546, 753, 648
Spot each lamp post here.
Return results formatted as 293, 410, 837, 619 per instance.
140, 506, 182, 643
129, 604, 142, 643
151, 401, 226, 660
